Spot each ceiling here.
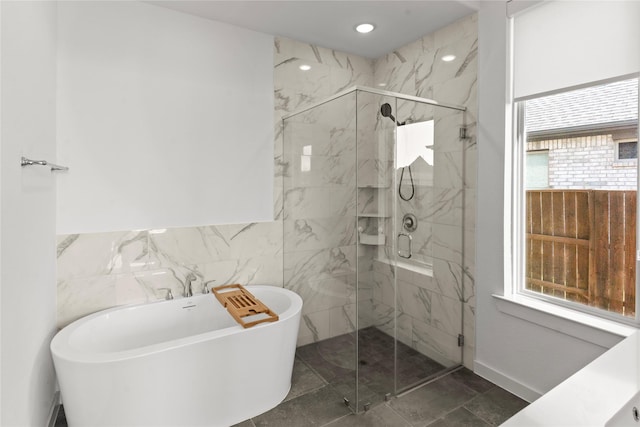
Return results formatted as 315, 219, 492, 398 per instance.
147, 1, 479, 59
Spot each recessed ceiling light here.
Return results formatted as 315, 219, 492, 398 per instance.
377, 83, 387, 87
355, 23, 375, 34
299, 64, 311, 71
441, 54, 456, 62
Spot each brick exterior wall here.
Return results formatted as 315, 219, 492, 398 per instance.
527, 134, 637, 190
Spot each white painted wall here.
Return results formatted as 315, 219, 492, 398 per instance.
1, 1, 58, 425
56, 1, 274, 234
475, 1, 626, 402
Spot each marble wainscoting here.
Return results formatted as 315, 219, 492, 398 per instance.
56, 222, 282, 328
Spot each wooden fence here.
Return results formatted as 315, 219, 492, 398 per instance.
526, 190, 636, 317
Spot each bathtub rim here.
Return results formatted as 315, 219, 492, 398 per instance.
51, 285, 302, 364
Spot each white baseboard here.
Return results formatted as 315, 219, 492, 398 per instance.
474, 360, 543, 403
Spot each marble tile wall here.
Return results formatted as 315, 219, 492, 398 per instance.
278, 40, 374, 346
355, 93, 394, 335
56, 223, 282, 327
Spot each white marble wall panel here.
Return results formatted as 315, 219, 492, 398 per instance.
431, 38, 477, 87
285, 119, 357, 158
463, 303, 476, 369
429, 187, 464, 227
371, 256, 464, 366
274, 38, 373, 91
293, 155, 357, 188
284, 246, 356, 285
190, 256, 284, 287
431, 293, 463, 337
280, 36, 374, 345
357, 159, 392, 188
296, 275, 356, 316
412, 223, 434, 265
372, 14, 477, 369
284, 217, 356, 252
412, 317, 460, 367
433, 150, 464, 190
57, 222, 283, 328
355, 105, 379, 161
57, 231, 148, 280
396, 313, 413, 348
150, 223, 282, 266
283, 187, 356, 220
298, 309, 331, 346
407, 159, 434, 188
274, 38, 372, 119
148, 227, 229, 267
433, 223, 463, 264
330, 303, 357, 337
370, 300, 395, 334
397, 280, 432, 324
372, 260, 395, 303
434, 110, 468, 153
57, 275, 117, 327
432, 259, 464, 302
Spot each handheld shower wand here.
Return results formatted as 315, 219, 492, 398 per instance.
380, 102, 414, 201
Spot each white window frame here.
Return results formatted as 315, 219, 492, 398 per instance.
512, 80, 640, 328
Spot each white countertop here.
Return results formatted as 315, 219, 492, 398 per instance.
502, 331, 639, 426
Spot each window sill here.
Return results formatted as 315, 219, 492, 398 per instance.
493, 293, 637, 348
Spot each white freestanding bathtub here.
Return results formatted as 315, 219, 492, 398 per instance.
51, 285, 302, 427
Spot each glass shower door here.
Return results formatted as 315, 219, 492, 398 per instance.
393, 98, 465, 392
283, 86, 466, 415
282, 91, 358, 412
355, 91, 397, 411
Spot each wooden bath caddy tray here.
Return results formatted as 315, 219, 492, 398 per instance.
212, 284, 279, 328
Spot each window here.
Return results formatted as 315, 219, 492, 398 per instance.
617, 141, 638, 161
525, 151, 549, 189
517, 77, 639, 320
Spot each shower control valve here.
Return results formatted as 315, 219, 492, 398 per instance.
403, 213, 418, 232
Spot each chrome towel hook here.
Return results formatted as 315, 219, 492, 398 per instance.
21, 156, 69, 172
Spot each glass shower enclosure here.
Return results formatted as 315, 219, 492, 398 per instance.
283, 86, 466, 413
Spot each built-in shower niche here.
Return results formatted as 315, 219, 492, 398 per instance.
283, 86, 465, 413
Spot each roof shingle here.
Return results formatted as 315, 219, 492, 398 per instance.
525, 78, 638, 133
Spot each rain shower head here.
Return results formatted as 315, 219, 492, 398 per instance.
380, 103, 406, 126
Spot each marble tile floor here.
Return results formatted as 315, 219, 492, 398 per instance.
54, 328, 527, 427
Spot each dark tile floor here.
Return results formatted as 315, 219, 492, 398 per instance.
54, 327, 528, 427
239, 361, 528, 427
237, 327, 528, 426
295, 326, 447, 410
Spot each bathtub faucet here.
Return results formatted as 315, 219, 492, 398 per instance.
203, 279, 216, 294
184, 273, 197, 297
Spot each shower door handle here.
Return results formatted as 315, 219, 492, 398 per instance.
397, 233, 412, 259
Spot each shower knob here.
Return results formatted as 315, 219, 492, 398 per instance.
402, 213, 417, 232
